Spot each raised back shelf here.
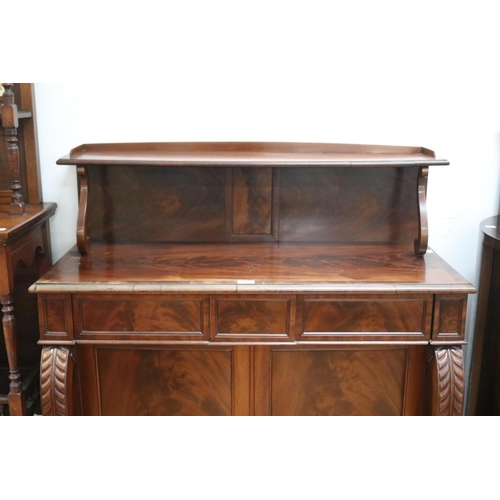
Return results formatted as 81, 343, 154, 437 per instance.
57, 142, 447, 256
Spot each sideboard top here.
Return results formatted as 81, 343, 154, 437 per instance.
57, 142, 449, 167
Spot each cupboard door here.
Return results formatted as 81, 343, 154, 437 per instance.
78, 345, 250, 416
254, 346, 425, 416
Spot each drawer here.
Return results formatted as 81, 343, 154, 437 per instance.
298, 295, 433, 342
211, 295, 295, 341
38, 294, 74, 341
75, 294, 209, 340
432, 295, 467, 341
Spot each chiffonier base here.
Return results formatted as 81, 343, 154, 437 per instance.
32, 242, 473, 417
38, 342, 465, 416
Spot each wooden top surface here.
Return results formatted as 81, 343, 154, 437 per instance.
481, 216, 500, 251
56, 142, 448, 168
0, 203, 57, 243
31, 243, 474, 294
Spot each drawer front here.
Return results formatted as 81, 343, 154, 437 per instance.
75, 294, 209, 340
298, 295, 433, 341
38, 294, 74, 341
432, 295, 467, 341
212, 295, 295, 341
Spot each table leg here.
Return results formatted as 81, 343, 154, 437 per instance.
1, 294, 26, 416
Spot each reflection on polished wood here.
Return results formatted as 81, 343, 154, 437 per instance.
32, 243, 472, 293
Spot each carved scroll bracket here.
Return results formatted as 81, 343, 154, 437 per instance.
429, 345, 465, 416
1, 83, 25, 215
41, 346, 76, 416
414, 167, 429, 256
76, 166, 91, 255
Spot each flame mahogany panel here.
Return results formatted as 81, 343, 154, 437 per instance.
432, 295, 467, 341
90, 347, 233, 416
269, 348, 408, 416
279, 166, 418, 244
83, 163, 418, 247
86, 165, 227, 243
75, 295, 209, 341
231, 167, 274, 236
212, 295, 294, 341
299, 294, 432, 342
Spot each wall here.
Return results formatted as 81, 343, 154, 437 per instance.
31, 2, 500, 407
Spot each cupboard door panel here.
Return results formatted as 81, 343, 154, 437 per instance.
266, 348, 409, 416
84, 346, 235, 416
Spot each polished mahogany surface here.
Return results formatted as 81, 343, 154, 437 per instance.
0, 204, 56, 242
83, 165, 421, 246
31, 243, 473, 293
57, 142, 449, 167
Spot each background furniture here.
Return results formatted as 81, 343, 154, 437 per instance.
32, 142, 474, 416
468, 216, 500, 415
0, 83, 56, 415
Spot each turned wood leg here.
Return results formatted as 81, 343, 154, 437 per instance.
40, 346, 76, 416
1, 294, 26, 416
427, 345, 465, 416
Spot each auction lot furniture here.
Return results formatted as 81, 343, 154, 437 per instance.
31, 142, 474, 416
1, 83, 56, 415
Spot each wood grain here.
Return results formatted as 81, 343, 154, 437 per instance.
270, 348, 407, 416
432, 295, 467, 340
32, 242, 475, 294
76, 295, 208, 340
299, 295, 431, 341
279, 167, 418, 245
95, 347, 233, 416
213, 296, 293, 340
86, 165, 226, 244
232, 167, 273, 235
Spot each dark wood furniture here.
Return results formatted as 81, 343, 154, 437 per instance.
0, 83, 56, 415
31, 142, 474, 416
467, 216, 500, 415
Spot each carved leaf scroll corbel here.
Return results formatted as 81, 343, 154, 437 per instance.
40, 346, 75, 416
434, 346, 465, 416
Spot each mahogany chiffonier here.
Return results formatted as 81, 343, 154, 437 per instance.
1, 83, 56, 415
30, 142, 474, 416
